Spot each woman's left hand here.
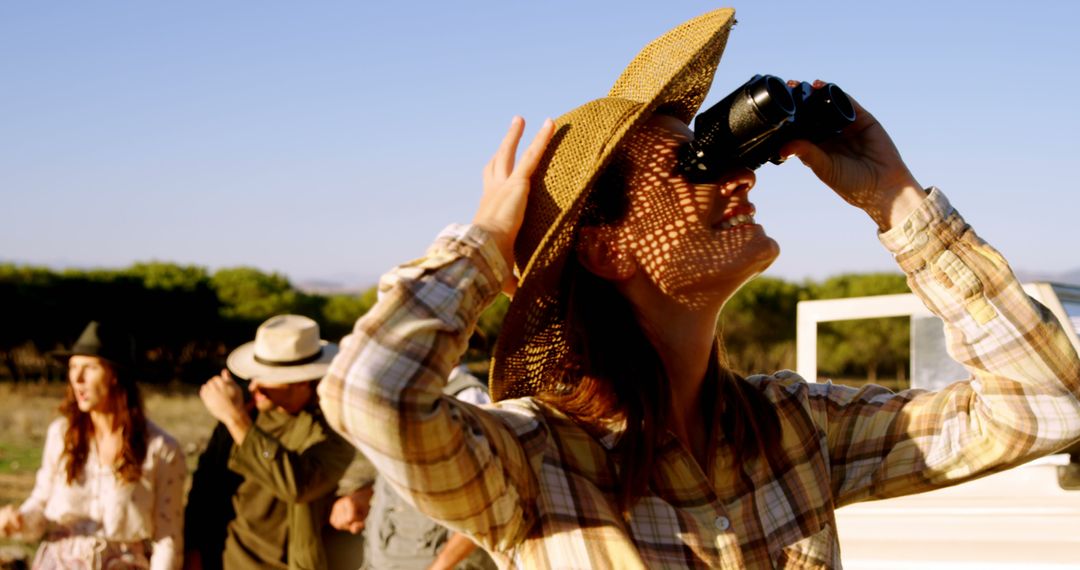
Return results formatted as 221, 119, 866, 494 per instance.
0, 505, 23, 537
781, 81, 925, 230
473, 116, 557, 295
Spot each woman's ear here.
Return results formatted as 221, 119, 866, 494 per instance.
577, 226, 636, 281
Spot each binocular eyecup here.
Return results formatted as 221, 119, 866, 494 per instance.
677, 74, 856, 182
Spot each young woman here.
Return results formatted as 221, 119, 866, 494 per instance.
318, 8, 1080, 568
0, 321, 186, 569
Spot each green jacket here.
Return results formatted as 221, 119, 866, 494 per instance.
226, 406, 354, 570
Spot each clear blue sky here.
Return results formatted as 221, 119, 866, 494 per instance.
3, 1, 1078, 288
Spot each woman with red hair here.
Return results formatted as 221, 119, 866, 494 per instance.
0, 321, 186, 569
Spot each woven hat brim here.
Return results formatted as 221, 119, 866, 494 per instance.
227, 340, 338, 385
491, 8, 736, 401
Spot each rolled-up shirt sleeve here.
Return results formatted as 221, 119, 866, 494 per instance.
17, 419, 64, 541
810, 187, 1080, 505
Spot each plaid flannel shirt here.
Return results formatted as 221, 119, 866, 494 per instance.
318, 188, 1080, 569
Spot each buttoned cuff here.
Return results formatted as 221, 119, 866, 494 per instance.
437, 223, 510, 284
878, 187, 952, 253
390, 223, 509, 303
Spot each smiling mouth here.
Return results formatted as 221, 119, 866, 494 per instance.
712, 202, 757, 230
718, 213, 756, 230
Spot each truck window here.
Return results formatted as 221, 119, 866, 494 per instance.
816, 316, 909, 390
1062, 301, 1080, 336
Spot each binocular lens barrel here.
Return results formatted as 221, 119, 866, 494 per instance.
749, 75, 797, 125
824, 84, 855, 121
677, 75, 856, 182
801, 83, 856, 133
697, 75, 795, 151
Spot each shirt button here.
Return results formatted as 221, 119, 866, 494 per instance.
262, 451, 271, 459
715, 516, 730, 531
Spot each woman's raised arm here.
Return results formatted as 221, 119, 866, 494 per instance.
319, 117, 555, 554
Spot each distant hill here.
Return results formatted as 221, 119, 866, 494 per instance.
1016, 267, 1080, 286
1060, 268, 1080, 286
294, 279, 370, 295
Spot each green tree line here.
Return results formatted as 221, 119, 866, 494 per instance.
718, 272, 910, 384
0, 262, 910, 385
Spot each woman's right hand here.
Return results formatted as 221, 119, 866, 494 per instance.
0, 505, 24, 537
472, 116, 556, 295
780, 81, 924, 231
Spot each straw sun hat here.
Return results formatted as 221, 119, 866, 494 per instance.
490, 8, 736, 400
227, 314, 338, 384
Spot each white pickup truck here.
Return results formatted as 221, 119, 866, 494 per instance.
796, 283, 1080, 570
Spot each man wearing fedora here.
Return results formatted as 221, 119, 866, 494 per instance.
191, 314, 354, 570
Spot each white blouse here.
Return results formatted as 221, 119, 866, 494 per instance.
18, 417, 186, 570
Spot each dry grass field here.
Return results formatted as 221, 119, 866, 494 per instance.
0, 381, 218, 566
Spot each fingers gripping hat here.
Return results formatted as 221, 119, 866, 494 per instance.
490, 8, 736, 401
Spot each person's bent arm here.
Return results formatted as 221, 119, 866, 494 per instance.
428, 532, 481, 570
783, 91, 1080, 504
13, 418, 65, 541
227, 417, 354, 504
319, 225, 542, 551
319, 117, 556, 553
199, 371, 253, 446
796, 189, 1080, 504
149, 435, 187, 570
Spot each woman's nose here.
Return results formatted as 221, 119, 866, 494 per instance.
721, 168, 756, 196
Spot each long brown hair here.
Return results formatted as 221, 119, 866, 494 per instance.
540, 156, 781, 512
59, 360, 148, 484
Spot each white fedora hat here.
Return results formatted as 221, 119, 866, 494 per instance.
226, 314, 338, 384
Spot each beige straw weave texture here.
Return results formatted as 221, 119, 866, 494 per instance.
491, 8, 735, 401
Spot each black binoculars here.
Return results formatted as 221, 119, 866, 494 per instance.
677, 75, 856, 182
